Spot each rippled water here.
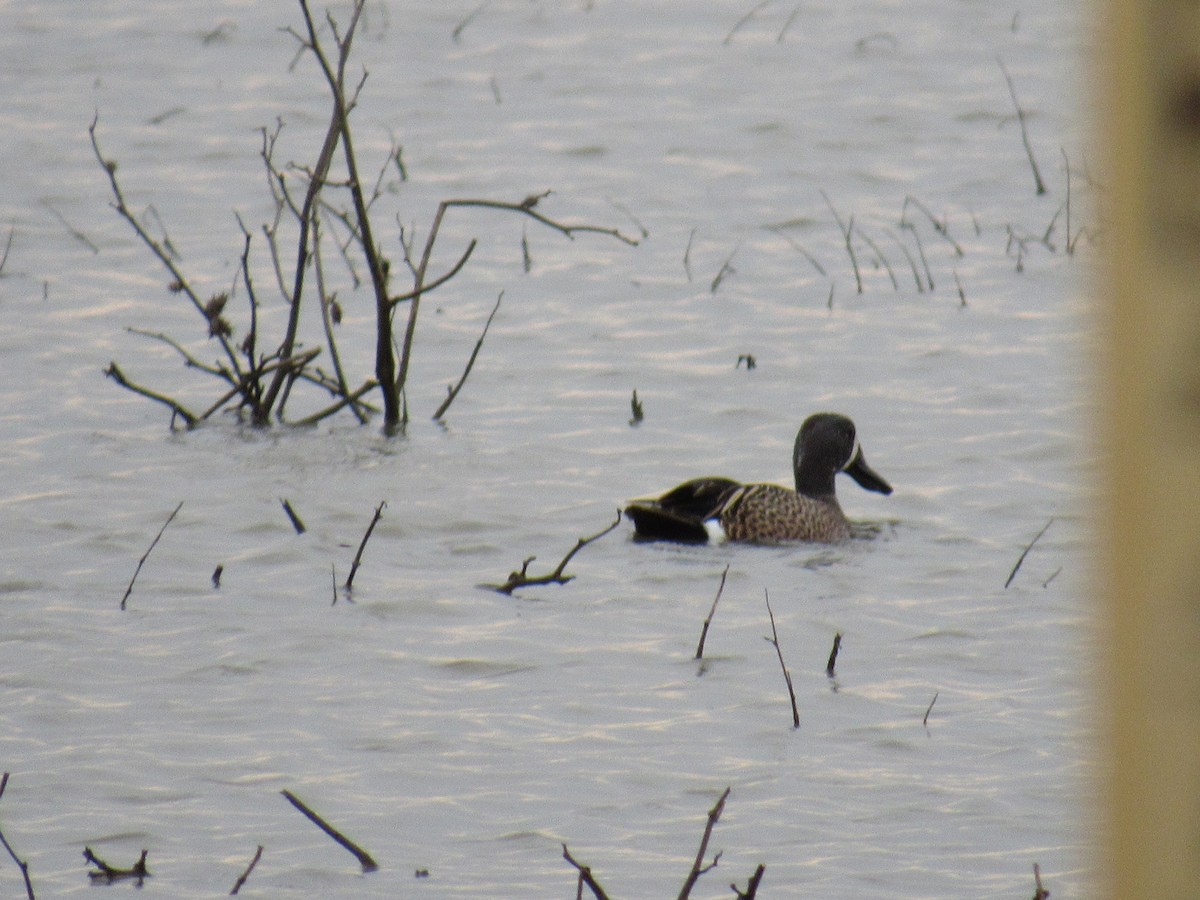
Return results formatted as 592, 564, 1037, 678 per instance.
1, 1, 1091, 897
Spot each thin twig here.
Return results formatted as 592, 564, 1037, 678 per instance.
821, 191, 861, 293
998, 58, 1047, 195
923, 691, 939, 726
1032, 862, 1050, 900
105, 363, 199, 429
0, 775, 35, 900
825, 632, 842, 676
344, 501, 385, 592
488, 511, 621, 594
733, 863, 766, 899
764, 590, 800, 728
723, 0, 772, 44
710, 245, 738, 293
281, 498, 306, 534
562, 844, 611, 900
120, 501, 184, 610
1004, 517, 1053, 589
281, 790, 378, 872
432, 291, 503, 420
84, 848, 149, 884
229, 845, 264, 895
676, 787, 731, 900
695, 565, 730, 661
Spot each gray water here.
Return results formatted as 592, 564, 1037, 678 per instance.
1, 1, 1092, 897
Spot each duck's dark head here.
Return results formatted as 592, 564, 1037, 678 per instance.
793, 412, 893, 498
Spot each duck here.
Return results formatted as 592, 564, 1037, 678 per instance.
624, 412, 892, 544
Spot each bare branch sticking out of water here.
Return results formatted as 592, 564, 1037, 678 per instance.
1004, 517, 1053, 589
452, 2, 487, 43
120, 501, 184, 610
343, 501, 385, 592
105, 362, 199, 429
280, 498, 306, 534
211, 564, 224, 588
280, 790, 378, 873
683, 227, 697, 282
777, 4, 801, 42
724, 0, 772, 44
433, 291, 503, 421
629, 389, 644, 426
229, 845, 263, 896
766, 224, 826, 276
0, 225, 14, 276
695, 564, 731, 661
84, 848, 150, 885
821, 192, 862, 294
710, 245, 738, 293
1032, 862, 1050, 900
0, 774, 35, 900
677, 786, 732, 898
900, 195, 964, 257
562, 844, 612, 900
764, 589, 800, 728
488, 511, 622, 594
998, 58, 1047, 196
923, 691, 939, 727
825, 632, 842, 677
954, 269, 966, 307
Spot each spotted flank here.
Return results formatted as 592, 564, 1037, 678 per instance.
624, 412, 892, 545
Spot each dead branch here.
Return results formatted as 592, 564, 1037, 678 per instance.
281, 498, 306, 534
998, 58, 1047, 195
281, 790, 378, 872
821, 191, 862, 293
432, 290, 503, 421
900, 195, 964, 257
562, 844, 611, 900
710, 244, 738, 293
923, 691, 939, 727
695, 564, 730, 660
105, 362, 199, 429
0, 774, 35, 900
676, 787, 731, 900
120, 501, 184, 610
1004, 517, 1053, 588
0, 225, 15, 276
724, 0, 772, 44
825, 632, 842, 676
343, 500, 385, 592
763, 589, 800, 727
84, 848, 150, 884
229, 845, 264, 896
1032, 862, 1050, 900
488, 511, 621, 594
733, 864, 766, 898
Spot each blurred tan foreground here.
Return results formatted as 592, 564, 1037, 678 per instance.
1100, 1, 1200, 896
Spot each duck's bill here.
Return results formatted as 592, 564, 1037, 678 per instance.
843, 448, 893, 495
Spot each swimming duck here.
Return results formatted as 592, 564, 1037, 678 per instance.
624, 412, 892, 544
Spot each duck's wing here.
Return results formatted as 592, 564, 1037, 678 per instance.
625, 477, 742, 543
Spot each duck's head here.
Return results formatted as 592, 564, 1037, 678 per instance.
793, 412, 893, 498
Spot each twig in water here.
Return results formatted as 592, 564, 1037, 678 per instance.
0, 774, 35, 900
695, 564, 730, 661
736, 354, 756, 370
857, 227, 898, 290
452, 1, 487, 43
212, 564, 224, 588
84, 848, 150, 884
120, 501, 184, 610
105, 362, 198, 429
562, 844, 611, 900
229, 845, 264, 895
281, 790, 378, 872
766, 224, 826, 276
1062, 147, 1077, 255
433, 291, 503, 421
1004, 517, 1053, 589
776, 4, 800, 42
683, 227, 696, 281
1032, 862, 1050, 900
953, 269, 966, 307
629, 389, 644, 426
825, 632, 842, 676
710, 245, 738, 293
676, 786, 731, 899
281, 498, 306, 534
998, 58, 1047, 195
899, 221, 934, 290
43, 201, 98, 254
923, 691, 939, 727
0, 225, 14, 276
883, 227, 924, 292
764, 590, 800, 727
901, 195, 964, 257
1042, 567, 1062, 588
344, 500, 386, 592
821, 192, 862, 293
488, 511, 622, 594
733, 864, 766, 899
723, 0, 773, 44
